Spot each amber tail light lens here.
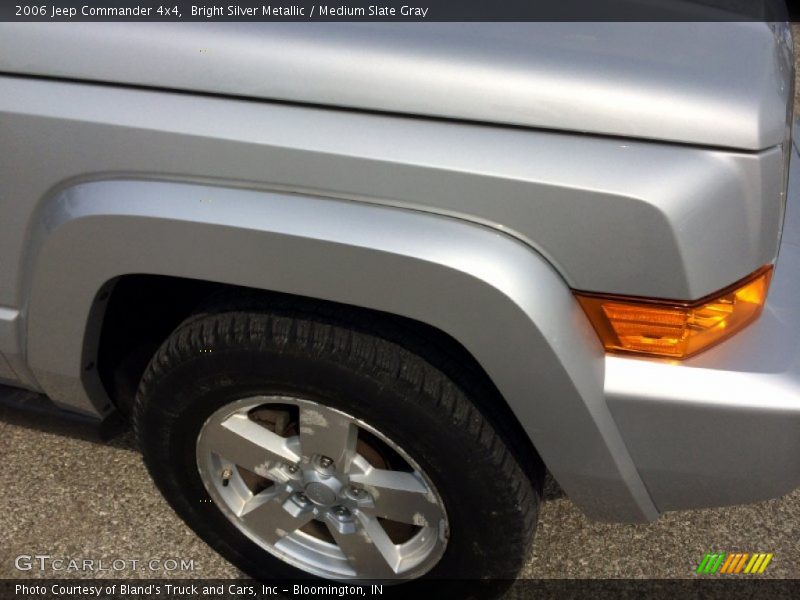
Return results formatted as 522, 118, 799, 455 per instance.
574, 265, 773, 359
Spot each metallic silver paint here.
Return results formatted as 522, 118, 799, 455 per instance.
605, 138, 800, 511
0, 76, 785, 307
0, 22, 792, 150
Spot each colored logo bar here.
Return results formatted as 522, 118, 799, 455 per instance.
696, 553, 773, 574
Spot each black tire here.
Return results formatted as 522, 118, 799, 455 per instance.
133, 301, 539, 589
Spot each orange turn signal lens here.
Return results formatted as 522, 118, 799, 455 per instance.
574, 265, 773, 359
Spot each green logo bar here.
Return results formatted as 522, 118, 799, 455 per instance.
697, 553, 726, 574
696, 554, 711, 574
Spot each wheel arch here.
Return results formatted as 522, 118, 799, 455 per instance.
24, 178, 657, 521
94, 272, 546, 491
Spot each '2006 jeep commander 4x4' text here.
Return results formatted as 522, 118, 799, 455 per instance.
0, 20, 798, 585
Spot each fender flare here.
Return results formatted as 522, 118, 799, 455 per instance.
25, 179, 657, 522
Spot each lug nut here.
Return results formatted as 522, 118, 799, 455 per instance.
347, 484, 366, 499
314, 455, 336, 477
333, 505, 351, 519
284, 463, 298, 474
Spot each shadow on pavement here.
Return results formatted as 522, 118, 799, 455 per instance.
0, 384, 133, 449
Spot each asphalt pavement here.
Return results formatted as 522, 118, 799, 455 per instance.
2, 403, 799, 580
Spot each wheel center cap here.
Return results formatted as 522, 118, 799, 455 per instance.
304, 481, 337, 506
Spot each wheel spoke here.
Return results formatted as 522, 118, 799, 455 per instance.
298, 403, 357, 473
328, 513, 399, 579
351, 468, 444, 527
240, 490, 315, 546
200, 413, 300, 477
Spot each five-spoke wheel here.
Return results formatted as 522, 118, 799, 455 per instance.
196, 396, 448, 579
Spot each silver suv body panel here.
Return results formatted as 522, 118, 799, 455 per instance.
607, 141, 800, 511
0, 23, 797, 521
0, 22, 793, 150
0, 76, 787, 305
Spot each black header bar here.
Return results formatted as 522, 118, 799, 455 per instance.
0, 1, 794, 22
